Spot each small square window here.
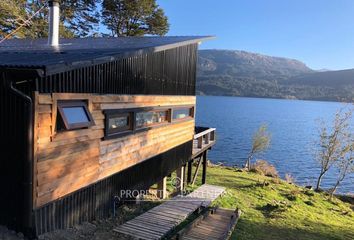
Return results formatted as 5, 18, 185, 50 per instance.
108, 113, 133, 133
57, 101, 95, 131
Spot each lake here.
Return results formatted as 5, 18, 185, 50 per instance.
196, 96, 354, 194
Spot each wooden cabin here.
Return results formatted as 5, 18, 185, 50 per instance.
0, 36, 215, 237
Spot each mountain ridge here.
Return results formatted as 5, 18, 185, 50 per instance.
197, 49, 354, 102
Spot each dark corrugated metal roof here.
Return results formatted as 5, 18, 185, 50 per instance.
0, 36, 213, 76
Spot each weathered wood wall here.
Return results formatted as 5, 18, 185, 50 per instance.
34, 93, 195, 208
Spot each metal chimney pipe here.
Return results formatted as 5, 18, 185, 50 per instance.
48, 0, 60, 46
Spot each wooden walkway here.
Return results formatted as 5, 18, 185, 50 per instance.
113, 184, 225, 240
176, 208, 241, 240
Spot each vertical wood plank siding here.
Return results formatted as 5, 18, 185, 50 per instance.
35, 44, 198, 95
34, 141, 192, 235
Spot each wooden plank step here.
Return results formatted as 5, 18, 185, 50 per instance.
113, 184, 226, 239
148, 210, 185, 221
136, 213, 180, 223
117, 224, 163, 238
125, 221, 168, 234
163, 201, 201, 210
135, 215, 178, 225
114, 226, 160, 239
176, 208, 242, 240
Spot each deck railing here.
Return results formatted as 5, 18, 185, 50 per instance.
194, 126, 216, 151
190, 126, 217, 183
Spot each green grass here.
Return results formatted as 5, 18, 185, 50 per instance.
193, 166, 354, 240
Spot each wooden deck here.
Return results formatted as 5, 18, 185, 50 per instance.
192, 127, 216, 158
113, 184, 225, 240
176, 208, 241, 240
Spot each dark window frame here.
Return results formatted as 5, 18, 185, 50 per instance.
172, 106, 195, 122
104, 108, 137, 139
135, 108, 171, 129
104, 105, 194, 140
105, 111, 134, 138
57, 101, 95, 130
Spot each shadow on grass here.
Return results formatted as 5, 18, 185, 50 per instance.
208, 178, 265, 190
336, 195, 354, 205
232, 217, 354, 240
255, 202, 288, 219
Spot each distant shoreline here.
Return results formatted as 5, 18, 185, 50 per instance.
196, 94, 354, 104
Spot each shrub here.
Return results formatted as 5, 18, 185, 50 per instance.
304, 190, 315, 197
285, 173, 295, 184
271, 178, 281, 184
285, 189, 301, 201
250, 160, 278, 178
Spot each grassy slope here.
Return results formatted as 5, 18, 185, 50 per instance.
194, 166, 354, 240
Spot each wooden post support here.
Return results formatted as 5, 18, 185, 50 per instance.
187, 160, 193, 184
204, 133, 210, 144
202, 152, 207, 184
197, 136, 203, 148
157, 177, 167, 199
176, 166, 185, 192
210, 130, 215, 141
183, 164, 187, 188
191, 156, 203, 186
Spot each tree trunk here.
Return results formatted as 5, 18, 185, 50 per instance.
245, 154, 252, 171
329, 180, 340, 199
315, 171, 325, 191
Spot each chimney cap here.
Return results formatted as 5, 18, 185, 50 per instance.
48, 0, 60, 6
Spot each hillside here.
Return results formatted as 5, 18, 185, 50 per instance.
2, 166, 352, 240
206, 166, 354, 240
197, 50, 354, 102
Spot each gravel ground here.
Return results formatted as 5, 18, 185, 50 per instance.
0, 203, 158, 240
0, 225, 25, 240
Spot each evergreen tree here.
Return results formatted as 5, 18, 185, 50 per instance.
0, 0, 100, 39
102, 0, 169, 36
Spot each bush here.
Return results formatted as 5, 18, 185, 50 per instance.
304, 190, 315, 197
271, 178, 281, 184
285, 189, 301, 201
250, 160, 279, 178
285, 173, 295, 184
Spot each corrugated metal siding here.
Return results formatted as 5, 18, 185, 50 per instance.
34, 140, 192, 235
1, 43, 197, 236
0, 80, 27, 231
35, 44, 198, 95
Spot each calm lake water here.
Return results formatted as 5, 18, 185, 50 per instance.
196, 96, 354, 194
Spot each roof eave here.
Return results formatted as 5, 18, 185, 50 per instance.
44, 36, 215, 76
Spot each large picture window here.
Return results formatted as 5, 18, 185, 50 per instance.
57, 101, 95, 131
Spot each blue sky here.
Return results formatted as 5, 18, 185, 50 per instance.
155, 0, 354, 70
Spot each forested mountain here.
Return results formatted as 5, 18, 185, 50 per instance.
197, 50, 354, 102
